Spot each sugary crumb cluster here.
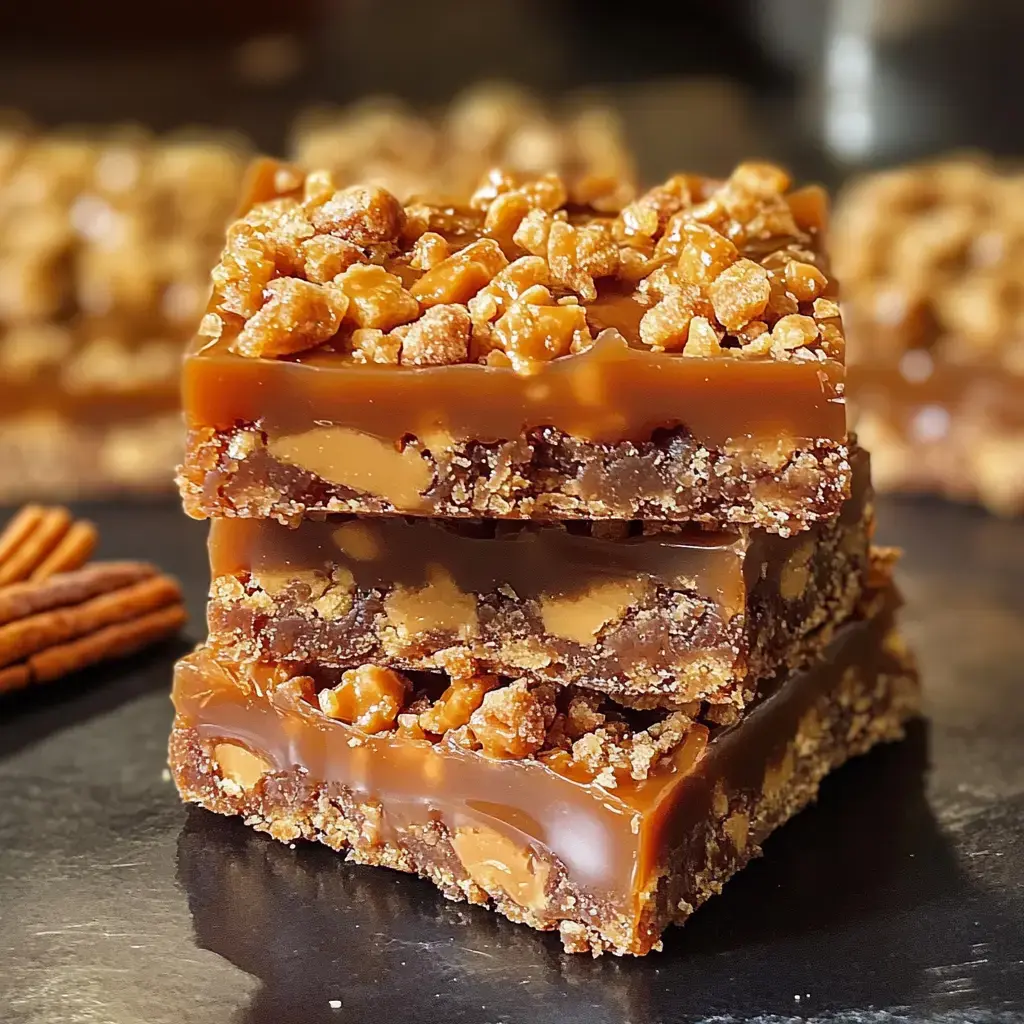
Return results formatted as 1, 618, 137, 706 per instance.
275, 660, 702, 783
834, 156, 1024, 371
204, 161, 843, 374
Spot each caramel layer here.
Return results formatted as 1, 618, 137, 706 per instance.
172, 599, 904, 950
185, 331, 844, 452
213, 518, 749, 615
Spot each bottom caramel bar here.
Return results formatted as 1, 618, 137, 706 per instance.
169, 596, 919, 956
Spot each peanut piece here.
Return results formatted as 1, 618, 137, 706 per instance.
334, 264, 419, 331
419, 675, 498, 735
410, 238, 508, 306
231, 277, 345, 358
709, 258, 770, 331
317, 664, 410, 734
468, 679, 552, 759
311, 185, 405, 245
395, 304, 472, 366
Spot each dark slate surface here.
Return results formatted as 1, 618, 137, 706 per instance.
0, 496, 1021, 1024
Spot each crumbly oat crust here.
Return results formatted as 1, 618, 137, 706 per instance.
179, 424, 851, 532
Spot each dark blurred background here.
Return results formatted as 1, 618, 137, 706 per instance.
3, 0, 1023, 183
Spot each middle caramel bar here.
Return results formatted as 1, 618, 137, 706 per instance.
207, 450, 871, 711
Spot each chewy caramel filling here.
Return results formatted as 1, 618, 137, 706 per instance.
210, 516, 758, 623
186, 333, 845, 515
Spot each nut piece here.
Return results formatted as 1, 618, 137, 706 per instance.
708, 258, 770, 331
770, 313, 819, 353
410, 238, 509, 306
409, 231, 449, 271
677, 223, 738, 286
419, 674, 498, 735
334, 264, 420, 330
483, 190, 532, 240
493, 288, 592, 373
311, 185, 405, 245
468, 679, 554, 759
214, 742, 272, 791
317, 664, 410, 734
683, 316, 723, 357
467, 256, 549, 322
784, 259, 828, 302
312, 567, 356, 620
813, 297, 841, 319
212, 237, 275, 318
395, 304, 472, 366
546, 219, 618, 302
638, 290, 706, 351
349, 328, 402, 365
231, 277, 345, 358
300, 235, 365, 283
512, 208, 554, 255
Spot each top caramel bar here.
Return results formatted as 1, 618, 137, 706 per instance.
179, 160, 850, 531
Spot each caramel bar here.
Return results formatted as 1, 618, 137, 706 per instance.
205, 449, 872, 709
179, 160, 849, 533
0, 128, 247, 499
169, 589, 919, 956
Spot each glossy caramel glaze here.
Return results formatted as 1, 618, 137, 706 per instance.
185, 330, 845, 450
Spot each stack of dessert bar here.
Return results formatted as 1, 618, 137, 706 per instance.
171, 159, 920, 955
